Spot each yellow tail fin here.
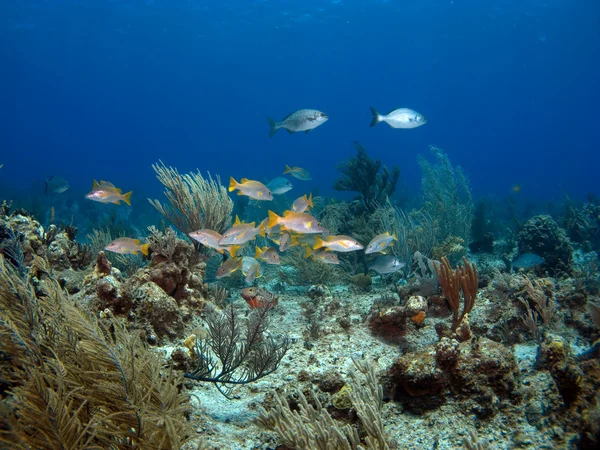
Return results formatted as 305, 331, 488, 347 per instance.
122, 191, 133, 206
313, 236, 325, 250
283, 165, 292, 174
227, 245, 240, 258
255, 246, 263, 259
305, 246, 312, 258
140, 243, 150, 256
258, 221, 266, 238
229, 177, 238, 192
290, 235, 299, 246
267, 210, 280, 229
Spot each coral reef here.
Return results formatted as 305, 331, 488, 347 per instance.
75, 232, 209, 342
518, 215, 573, 274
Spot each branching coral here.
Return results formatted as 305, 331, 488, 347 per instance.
333, 142, 400, 213
257, 358, 391, 449
0, 254, 195, 449
435, 256, 479, 336
418, 146, 473, 243
149, 161, 233, 236
184, 304, 290, 398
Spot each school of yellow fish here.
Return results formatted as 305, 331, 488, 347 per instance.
88, 165, 403, 283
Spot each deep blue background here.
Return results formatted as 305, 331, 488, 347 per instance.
1, 0, 599, 221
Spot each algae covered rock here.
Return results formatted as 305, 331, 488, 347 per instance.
518, 215, 573, 274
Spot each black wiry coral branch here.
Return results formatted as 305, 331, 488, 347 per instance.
185, 304, 290, 398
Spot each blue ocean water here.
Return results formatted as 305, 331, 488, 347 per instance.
1, 0, 599, 230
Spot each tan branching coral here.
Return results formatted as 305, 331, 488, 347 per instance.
0, 255, 195, 449
149, 161, 233, 236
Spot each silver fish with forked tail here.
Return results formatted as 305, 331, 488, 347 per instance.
267, 109, 328, 137
369, 107, 426, 129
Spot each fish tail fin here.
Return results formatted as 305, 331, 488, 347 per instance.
369, 106, 382, 127
140, 243, 150, 256
307, 192, 313, 209
283, 165, 292, 174
121, 191, 133, 206
229, 177, 238, 192
227, 245, 240, 258
258, 221, 266, 238
290, 235, 299, 246
255, 246, 263, 259
313, 236, 325, 250
305, 246, 312, 258
267, 117, 279, 138
267, 210, 280, 229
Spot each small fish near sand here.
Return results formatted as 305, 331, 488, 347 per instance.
369, 107, 427, 129
85, 180, 132, 205
267, 109, 328, 137
368, 255, 405, 274
266, 177, 293, 195
229, 177, 273, 201
44, 176, 70, 194
241, 287, 279, 310
105, 237, 149, 256
283, 165, 312, 181
512, 253, 544, 270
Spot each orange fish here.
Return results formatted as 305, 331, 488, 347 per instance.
241, 287, 278, 309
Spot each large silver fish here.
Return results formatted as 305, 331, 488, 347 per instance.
369, 107, 427, 129
267, 109, 328, 137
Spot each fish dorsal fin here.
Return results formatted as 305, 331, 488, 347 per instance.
92, 180, 100, 189
248, 222, 256, 227
115, 188, 122, 194
133, 239, 140, 244
234, 215, 241, 226
308, 192, 313, 208
241, 178, 249, 183
100, 180, 116, 188
283, 210, 293, 218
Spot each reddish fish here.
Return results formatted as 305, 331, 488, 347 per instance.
241, 287, 279, 309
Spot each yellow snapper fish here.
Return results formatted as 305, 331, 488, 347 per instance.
267, 210, 325, 234
85, 180, 132, 205
188, 229, 240, 256
216, 257, 242, 279
218, 217, 266, 246
291, 193, 313, 212
105, 237, 149, 255
314, 235, 363, 252
255, 246, 280, 265
278, 232, 293, 252
242, 256, 262, 283
365, 232, 397, 255
305, 247, 340, 264
229, 177, 273, 201
283, 165, 312, 181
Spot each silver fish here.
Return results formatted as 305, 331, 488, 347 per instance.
45, 176, 70, 194
368, 255, 405, 274
369, 107, 427, 129
267, 109, 328, 137
266, 177, 293, 195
